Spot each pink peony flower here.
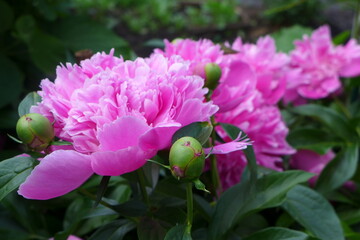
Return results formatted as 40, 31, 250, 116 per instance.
284, 25, 360, 104
19, 51, 220, 200
230, 36, 289, 105
216, 105, 296, 189
155, 39, 257, 113
290, 149, 335, 185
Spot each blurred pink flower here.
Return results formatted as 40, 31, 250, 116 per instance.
19, 51, 219, 200
290, 149, 335, 185
50, 235, 82, 240
284, 25, 360, 104
155, 39, 257, 113
216, 105, 295, 189
230, 36, 289, 105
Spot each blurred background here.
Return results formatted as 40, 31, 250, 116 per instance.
0, 0, 358, 159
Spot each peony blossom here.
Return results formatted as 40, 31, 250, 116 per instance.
284, 25, 360, 104
19, 51, 222, 200
215, 105, 295, 189
155, 38, 257, 113
290, 149, 335, 185
230, 36, 289, 105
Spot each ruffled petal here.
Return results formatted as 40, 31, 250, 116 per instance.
18, 150, 93, 200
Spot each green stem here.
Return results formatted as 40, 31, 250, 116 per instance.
78, 188, 118, 211
136, 168, 150, 206
352, 0, 360, 40
210, 116, 222, 196
186, 182, 194, 234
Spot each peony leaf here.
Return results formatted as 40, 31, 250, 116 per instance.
0, 155, 35, 201
287, 127, 343, 154
283, 185, 344, 240
209, 170, 313, 240
291, 104, 358, 142
18, 92, 41, 117
172, 122, 213, 146
243, 227, 309, 240
88, 219, 136, 240
315, 144, 359, 193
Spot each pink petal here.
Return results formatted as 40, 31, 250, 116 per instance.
18, 150, 93, 200
139, 123, 181, 150
98, 116, 150, 151
205, 134, 251, 154
340, 57, 360, 77
91, 147, 156, 176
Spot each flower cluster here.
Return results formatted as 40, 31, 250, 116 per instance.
284, 25, 360, 104
18, 24, 360, 199
19, 51, 220, 199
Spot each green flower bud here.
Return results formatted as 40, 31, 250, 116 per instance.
204, 63, 222, 91
169, 137, 205, 181
16, 113, 54, 151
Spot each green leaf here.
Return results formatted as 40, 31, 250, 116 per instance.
94, 176, 111, 207
243, 227, 308, 240
235, 214, 268, 237
112, 199, 147, 217
333, 30, 351, 45
137, 217, 167, 240
315, 144, 359, 193
287, 128, 343, 154
0, 156, 35, 201
143, 39, 165, 48
0, 0, 14, 33
291, 104, 357, 141
164, 224, 192, 240
339, 208, 360, 225
0, 55, 23, 108
18, 92, 41, 117
172, 122, 213, 146
209, 171, 313, 240
56, 198, 93, 240
271, 25, 312, 52
283, 185, 344, 240
54, 16, 129, 52
28, 30, 67, 74
219, 123, 257, 185
88, 219, 136, 240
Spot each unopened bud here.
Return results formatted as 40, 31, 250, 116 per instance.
204, 63, 222, 90
169, 137, 205, 181
16, 113, 54, 151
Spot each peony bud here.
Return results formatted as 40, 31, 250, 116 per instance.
169, 137, 205, 181
204, 63, 222, 90
16, 113, 54, 151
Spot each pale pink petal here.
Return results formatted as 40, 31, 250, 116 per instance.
91, 147, 156, 176
205, 134, 251, 154
18, 150, 93, 200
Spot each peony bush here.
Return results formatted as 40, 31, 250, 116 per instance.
1, 25, 360, 240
